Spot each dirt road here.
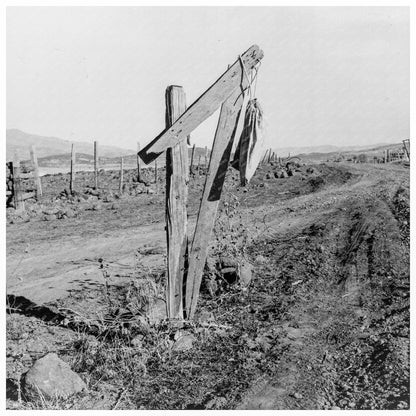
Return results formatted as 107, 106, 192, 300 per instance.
6, 161, 409, 410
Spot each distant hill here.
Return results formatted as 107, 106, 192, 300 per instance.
6, 129, 135, 161
271, 143, 397, 158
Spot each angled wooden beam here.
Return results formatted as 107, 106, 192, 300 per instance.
139, 44, 264, 164
185, 84, 246, 319
165, 85, 188, 319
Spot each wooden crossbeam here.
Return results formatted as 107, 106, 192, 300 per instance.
185, 84, 247, 319
139, 45, 264, 164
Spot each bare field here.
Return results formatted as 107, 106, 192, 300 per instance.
6, 161, 409, 410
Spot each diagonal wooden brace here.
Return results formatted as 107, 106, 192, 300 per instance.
139, 44, 264, 164
185, 83, 247, 319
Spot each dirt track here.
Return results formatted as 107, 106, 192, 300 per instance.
6, 161, 410, 410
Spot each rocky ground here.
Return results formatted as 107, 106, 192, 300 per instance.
6, 160, 410, 410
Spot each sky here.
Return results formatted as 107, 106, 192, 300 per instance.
7, 6, 410, 151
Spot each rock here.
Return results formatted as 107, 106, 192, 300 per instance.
147, 188, 156, 195
331, 406, 341, 410
292, 392, 303, 399
44, 214, 56, 221
265, 173, 272, 180
280, 170, 288, 178
92, 203, 102, 211
239, 262, 253, 286
102, 194, 114, 203
255, 255, 267, 264
197, 310, 215, 324
273, 171, 280, 178
22, 353, 87, 401
131, 336, 144, 348
65, 209, 76, 219
220, 255, 238, 268
172, 334, 196, 352
148, 298, 167, 324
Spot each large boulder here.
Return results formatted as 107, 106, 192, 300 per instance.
22, 353, 87, 401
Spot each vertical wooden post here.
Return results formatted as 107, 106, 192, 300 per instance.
70, 144, 75, 194
165, 85, 188, 318
190, 143, 196, 175
185, 84, 245, 319
94, 141, 98, 189
119, 157, 124, 193
30, 145, 42, 198
154, 160, 158, 192
12, 152, 23, 210
204, 146, 208, 168
386, 149, 390, 163
197, 155, 201, 174
137, 142, 142, 182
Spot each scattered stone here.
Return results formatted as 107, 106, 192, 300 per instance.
147, 188, 156, 194
22, 353, 87, 401
255, 255, 267, 264
44, 214, 56, 221
280, 170, 289, 178
239, 262, 253, 286
220, 255, 238, 268
148, 298, 167, 324
197, 310, 215, 324
172, 334, 196, 352
292, 392, 303, 399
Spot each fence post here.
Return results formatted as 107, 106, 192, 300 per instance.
154, 160, 158, 193
94, 141, 98, 189
12, 152, 23, 210
137, 142, 142, 182
204, 146, 208, 168
165, 85, 189, 318
30, 145, 42, 198
190, 143, 196, 175
70, 144, 75, 194
119, 157, 124, 193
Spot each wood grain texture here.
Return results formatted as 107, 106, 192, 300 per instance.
139, 44, 264, 164
30, 145, 42, 198
185, 84, 246, 319
165, 85, 189, 318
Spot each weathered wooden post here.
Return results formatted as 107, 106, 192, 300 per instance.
137, 142, 142, 182
12, 152, 23, 210
165, 85, 189, 318
197, 155, 201, 174
70, 144, 75, 194
119, 157, 124, 193
190, 143, 196, 175
204, 146, 208, 168
30, 145, 42, 198
154, 160, 158, 192
138, 44, 264, 319
94, 141, 98, 189
386, 149, 390, 163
